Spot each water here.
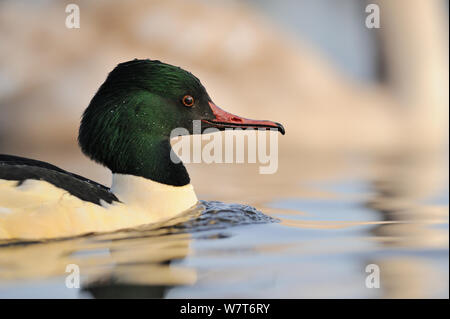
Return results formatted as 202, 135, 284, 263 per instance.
0, 153, 448, 298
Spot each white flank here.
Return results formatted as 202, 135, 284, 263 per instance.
0, 176, 198, 240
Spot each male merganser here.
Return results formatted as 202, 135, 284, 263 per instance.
0, 59, 284, 240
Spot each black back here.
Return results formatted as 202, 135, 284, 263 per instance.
0, 154, 119, 206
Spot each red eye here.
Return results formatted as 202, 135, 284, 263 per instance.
182, 95, 194, 107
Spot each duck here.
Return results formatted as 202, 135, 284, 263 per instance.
0, 59, 284, 240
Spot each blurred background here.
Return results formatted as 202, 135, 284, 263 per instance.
0, 0, 448, 183
0, 0, 448, 298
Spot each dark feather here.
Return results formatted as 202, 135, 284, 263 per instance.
0, 155, 119, 206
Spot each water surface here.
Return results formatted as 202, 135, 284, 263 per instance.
0, 151, 448, 298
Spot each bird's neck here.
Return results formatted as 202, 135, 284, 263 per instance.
108, 138, 197, 219
112, 138, 190, 187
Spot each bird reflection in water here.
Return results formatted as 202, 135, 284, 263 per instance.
0, 200, 277, 298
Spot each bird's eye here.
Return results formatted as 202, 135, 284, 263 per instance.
182, 95, 194, 107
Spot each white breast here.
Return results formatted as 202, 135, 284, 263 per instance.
110, 173, 198, 220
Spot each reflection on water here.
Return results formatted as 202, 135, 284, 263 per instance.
0, 151, 448, 298
365, 152, 449, 298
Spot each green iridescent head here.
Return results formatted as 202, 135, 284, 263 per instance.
79, 59, 284, 185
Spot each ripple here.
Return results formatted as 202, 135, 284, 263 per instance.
0, 200, 278, 246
